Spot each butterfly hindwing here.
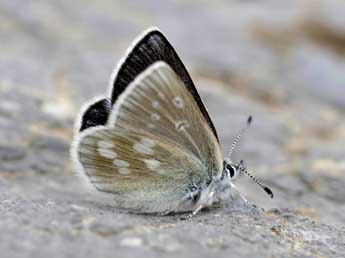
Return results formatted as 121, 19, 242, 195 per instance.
75, 62, 222, 213
78, 127, 207, 212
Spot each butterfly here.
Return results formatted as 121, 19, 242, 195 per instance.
71, 27, 273, 220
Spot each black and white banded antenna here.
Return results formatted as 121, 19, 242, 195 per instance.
239, 162, 274, 198
228, 116, 274, 198
228, 116, 252, 158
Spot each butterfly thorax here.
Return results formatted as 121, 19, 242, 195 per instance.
185, 159, 245, 209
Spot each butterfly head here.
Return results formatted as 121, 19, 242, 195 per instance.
222, 159, 245, 180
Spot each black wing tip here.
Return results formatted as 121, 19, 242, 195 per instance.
79, 98, 111, 132
136, 27, 166, 44
264, 186, 274, 198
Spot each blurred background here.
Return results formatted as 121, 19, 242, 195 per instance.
1, 0, 344, 257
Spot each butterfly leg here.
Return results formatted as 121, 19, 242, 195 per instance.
229, 182, 257, 208
181, 205, 203, 221
239, 194, 257, 208
156, 211, 172, 216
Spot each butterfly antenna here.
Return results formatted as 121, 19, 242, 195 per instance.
228, 116, 252, 158
241, 167, 273, 198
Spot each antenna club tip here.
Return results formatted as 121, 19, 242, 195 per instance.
247, 116, 253, 124
264, 187, 274, 198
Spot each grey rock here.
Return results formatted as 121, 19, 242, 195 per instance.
0, 145, 26, 161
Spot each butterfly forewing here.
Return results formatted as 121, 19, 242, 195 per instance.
110, 62, 221, 167
111, 29, 219, 142
76, 62, 222, 213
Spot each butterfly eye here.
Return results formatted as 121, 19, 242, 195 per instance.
226, 164, 236, 177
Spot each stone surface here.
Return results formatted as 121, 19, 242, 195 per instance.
1, 1, 345, 257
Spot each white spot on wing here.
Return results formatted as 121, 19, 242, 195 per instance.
133, 143, 154, 155
97, 141, 115, 149
98, 148, 117, 159
118, 168, 131, 175
151, 113, 160, 121
173, 96, 184, 108
152, 101, 160, 109
175, 120, 189, 131
113, 159, 130, 167
144, 159, 160, 171
141, 138, 155, 147
133, 138, 155, 155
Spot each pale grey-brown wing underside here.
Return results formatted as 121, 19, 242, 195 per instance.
75, 62, 222, 213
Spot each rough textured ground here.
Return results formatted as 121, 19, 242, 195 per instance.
1, 1, 345, 257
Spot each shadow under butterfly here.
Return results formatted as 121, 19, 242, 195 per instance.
71, 27, 273, 220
